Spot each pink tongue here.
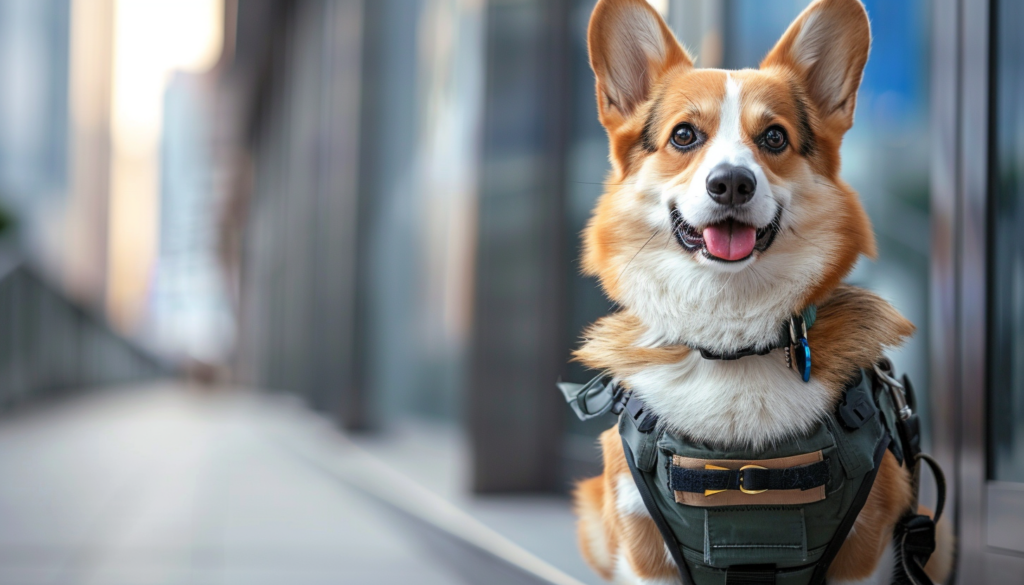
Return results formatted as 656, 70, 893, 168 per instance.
702, 221, 757, 261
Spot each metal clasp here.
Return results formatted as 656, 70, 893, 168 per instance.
789, 315, 808, 348
702, 464, 770, 496
739, 464, 768, 494
874, 360, 912, 421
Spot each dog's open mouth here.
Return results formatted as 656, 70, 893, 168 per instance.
671, 207, 780, 262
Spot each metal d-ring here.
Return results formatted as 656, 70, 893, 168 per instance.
739, 464, 768, 494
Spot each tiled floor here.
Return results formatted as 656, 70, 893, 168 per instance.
0, 385, 477, 585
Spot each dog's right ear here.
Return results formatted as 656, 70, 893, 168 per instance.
588, 0, 691, 131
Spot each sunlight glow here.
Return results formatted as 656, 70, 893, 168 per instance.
106, 0, 223, 329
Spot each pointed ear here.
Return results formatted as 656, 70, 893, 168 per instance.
761, 0, 871, 133
588, 0, 692, 130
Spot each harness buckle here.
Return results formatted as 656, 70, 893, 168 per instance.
700, 464, 771, 496
739, 464, 769, 494
558, 373, 624, 421
837, 374, 878, 430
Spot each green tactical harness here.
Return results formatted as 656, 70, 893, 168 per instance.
559, 314, 946, 585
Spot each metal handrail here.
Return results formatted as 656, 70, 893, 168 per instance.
0, 255, 169, 409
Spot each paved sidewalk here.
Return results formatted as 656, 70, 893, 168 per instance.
0, 385, 470, 585
343, 419, 603, 585
0, 384, 600, 585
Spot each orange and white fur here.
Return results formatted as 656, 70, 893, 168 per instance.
571, 1, 953, 584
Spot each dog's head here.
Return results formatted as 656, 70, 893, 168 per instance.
583, 0, 874, 354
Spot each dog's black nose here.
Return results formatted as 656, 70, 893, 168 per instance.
706, 164, 757, 206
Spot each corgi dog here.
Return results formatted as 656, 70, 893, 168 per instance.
571, 0, 954, 583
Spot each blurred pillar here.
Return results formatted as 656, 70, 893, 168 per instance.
320, 0, 366, 428
348, 0, 425, 429
467, 0, 572, 493
223, 0, 368, 426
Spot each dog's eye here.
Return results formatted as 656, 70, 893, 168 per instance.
670, 123, 699, 150
762, 126, 788, 151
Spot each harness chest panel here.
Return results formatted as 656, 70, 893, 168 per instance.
559, 356, 946, 585
619, 372, 888, 585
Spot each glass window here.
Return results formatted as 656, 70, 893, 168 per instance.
988, 0, 1024, 484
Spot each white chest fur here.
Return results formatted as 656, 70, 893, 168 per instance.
624, 348, 832, 450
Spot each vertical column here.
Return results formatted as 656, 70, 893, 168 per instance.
348, 0, 424, 427
467, 0, 572, 493
316, 0, 365, 428
956, 0, 992, 579
927, 0, 961, 573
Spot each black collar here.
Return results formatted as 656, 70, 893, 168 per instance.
690, 306, 817, 382
690, 306, 816, 360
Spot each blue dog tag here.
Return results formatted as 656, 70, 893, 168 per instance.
795, 337, 811, 382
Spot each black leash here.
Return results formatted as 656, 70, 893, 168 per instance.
892, 454, 946, 585
873, 360, 947, 585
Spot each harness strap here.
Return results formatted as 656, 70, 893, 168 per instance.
808, 432, 891, 585
725, 565, 776, 585
621, 433, 696, 585
670, 461, 830, 494
893, 453, 947, 585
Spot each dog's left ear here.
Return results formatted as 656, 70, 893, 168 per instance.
761, 0, 871, 134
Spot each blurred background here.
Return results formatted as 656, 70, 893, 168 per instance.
0, 0, 1018, 583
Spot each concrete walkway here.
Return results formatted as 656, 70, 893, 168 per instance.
0, 384, 599, 585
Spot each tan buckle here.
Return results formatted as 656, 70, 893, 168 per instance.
702, 464, 770, 496
739, 464, 768, 494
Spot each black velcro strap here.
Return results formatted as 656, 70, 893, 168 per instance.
726, 564, 776, 584
670, 460, 829, 493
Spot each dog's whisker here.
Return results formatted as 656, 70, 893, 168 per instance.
616, 229, 661, 284
571, 181, 634, 186
777, 203, 814, 246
